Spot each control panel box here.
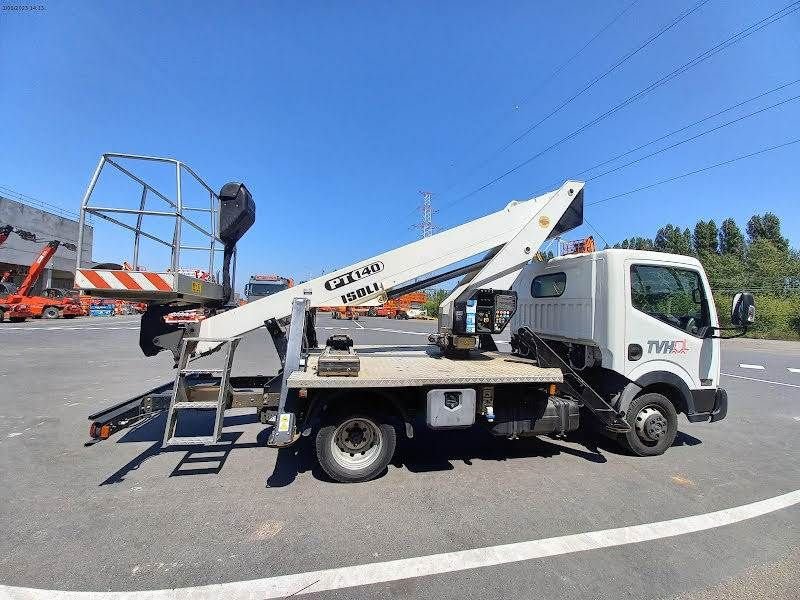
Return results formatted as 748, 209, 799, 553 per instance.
453, 289, 518, 335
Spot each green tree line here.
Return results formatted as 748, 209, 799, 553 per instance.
614, 212, 800, 339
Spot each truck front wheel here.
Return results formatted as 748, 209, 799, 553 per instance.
618, 392, 678, 456
315, 413, 396, 483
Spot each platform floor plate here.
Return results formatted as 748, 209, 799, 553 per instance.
288, 350, 563, 388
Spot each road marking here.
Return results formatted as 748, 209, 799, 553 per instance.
2, 489, 798, 599
353, 319, 365, 329
788, 368, 800, 374
738, 363, 765, 370
368, 327, 430, 336
721, 372, 800, 389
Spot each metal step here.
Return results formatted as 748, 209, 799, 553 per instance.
162, 336, 242, 448
164, 436, 219, 446
172, 401, 220, 410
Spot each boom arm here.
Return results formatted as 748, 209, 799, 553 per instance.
17, 241, 60, 297
194, 181, 584, 355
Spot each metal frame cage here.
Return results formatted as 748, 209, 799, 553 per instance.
76, 153, 232, 285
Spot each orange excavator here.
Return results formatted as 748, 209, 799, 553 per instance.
0, 240, 83, 319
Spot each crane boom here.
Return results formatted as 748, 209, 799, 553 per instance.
195, 181, 584, 355
17, 241, 60, 297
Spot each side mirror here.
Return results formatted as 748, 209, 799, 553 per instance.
731, 292, 755, 328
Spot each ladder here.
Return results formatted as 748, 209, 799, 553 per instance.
162, 336, 241, 446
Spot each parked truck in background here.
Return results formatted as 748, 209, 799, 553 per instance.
244, 274, 294, 303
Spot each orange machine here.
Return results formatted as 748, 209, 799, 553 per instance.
369, 291, 428, 318
0, 225, 32, 321
0, 241, 83, 319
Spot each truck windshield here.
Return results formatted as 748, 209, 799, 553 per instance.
246, 282, 289, 299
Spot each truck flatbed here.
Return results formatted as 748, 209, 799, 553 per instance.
287, 349, 563, 389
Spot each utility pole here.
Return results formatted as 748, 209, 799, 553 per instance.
414, 190, 438, 239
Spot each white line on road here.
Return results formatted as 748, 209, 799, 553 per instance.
721, 372, 800, 389
738, 363, 765, 370
788, 368, 800, 374
353, 319, 364, 329
367, 327, 430, 336
2, 489, 798, 599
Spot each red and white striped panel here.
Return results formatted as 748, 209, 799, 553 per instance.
75, 269, 175, 292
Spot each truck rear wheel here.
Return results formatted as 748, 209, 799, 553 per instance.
618, 392, 678, 456
315, 413, 396, 483
42, 306, 60, 319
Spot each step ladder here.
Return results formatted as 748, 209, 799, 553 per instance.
162, 336, 241, 447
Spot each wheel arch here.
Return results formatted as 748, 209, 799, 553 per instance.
618, 371, 695, 417
310, 388, 415, 438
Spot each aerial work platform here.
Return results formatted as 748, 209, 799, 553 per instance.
75, 268, 225, 305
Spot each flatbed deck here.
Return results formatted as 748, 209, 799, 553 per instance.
287, 349, 563, 388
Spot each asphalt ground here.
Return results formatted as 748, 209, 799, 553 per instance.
0, 313, 798, 598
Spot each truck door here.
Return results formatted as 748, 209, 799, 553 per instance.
625, 260, 719, 393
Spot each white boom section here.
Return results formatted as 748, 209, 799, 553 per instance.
439, 182, 584, 328
197, 181, 583, 354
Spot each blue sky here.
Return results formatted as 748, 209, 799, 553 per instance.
1, 0, 798, 286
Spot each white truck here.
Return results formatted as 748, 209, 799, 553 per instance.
78, 157, 754, 483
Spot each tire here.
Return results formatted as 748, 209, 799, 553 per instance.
10, 317, 25, 323
0, 309, 4, 323
618, 392, 678, 456
315, 413, 396, 483
42, 306, 61, 319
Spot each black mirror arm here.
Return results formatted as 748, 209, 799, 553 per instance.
703, 325, 749, 340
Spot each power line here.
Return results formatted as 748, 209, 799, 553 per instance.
586, 93, 800, 181
442, 0, 800, 210
476, 0, 710, 167
525, 79, 800, 197
436, 0, 641, 196
582, 217, 611, 247
0, 184, 81, 220
587, 137, 800, 206
576, 78, 800, 179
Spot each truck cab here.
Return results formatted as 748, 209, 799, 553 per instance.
511, 249, 728, 454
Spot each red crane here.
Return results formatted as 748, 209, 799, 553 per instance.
0, 225, 32, 322
0, 240, 82, 320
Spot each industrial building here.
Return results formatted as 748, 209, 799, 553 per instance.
0, 195, 93, 294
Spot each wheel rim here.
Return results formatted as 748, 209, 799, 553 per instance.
634, 406, 668, 444
330, 418, 383, 471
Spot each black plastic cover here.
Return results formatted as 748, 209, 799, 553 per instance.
547, 187, 583, 239
218, 182, 255, 245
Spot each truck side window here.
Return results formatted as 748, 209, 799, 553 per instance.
531, 272, 566, 298
630, 264, 709, 335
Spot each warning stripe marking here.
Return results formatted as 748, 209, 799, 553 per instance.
77, 270, 174, 292
142, 272, 172, 291
79, 270, 112, 289
110, 271, 142, 290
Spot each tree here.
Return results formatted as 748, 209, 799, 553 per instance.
654, 224, 692, 255
423, 289, 448, 317
693, 219, 718, 255
746, 214, 764, 244
719, 218, 745, 257
761, 213, 790, 254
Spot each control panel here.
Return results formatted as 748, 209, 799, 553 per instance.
453, 289, 518, 335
